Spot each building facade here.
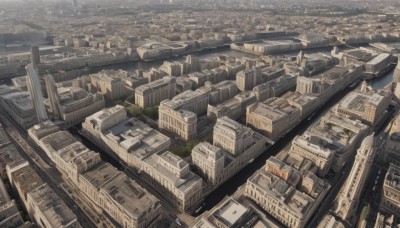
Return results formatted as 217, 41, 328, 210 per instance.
134, 76, 176, 108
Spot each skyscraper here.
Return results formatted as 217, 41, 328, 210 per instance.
26, 46, 48, 123
30, 45, 40, 66
44, 74, 61, 118
334, 133, 377, 223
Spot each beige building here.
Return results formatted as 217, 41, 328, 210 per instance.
236, 67, 262, 92
253, 73, 297, 101
191, 142, 227, 186
213, 116, 260, 156
192, 117, 270, 186
158, 90, 208, 140
0, 177, 24, 228
192, 197, 281, 228
142, 151, 203, 211
207, 91, 256, 121
307, 112, 369, 173
335, 85, 391, 126
290, 134, 337, 177
27, 184, 81, 228
134, 76, 176, 108
384, 113, 400, 167
380, 164, 400, 217
197, 80, 238, 106
334, 134, 377, 223
143, 68, 167, 83
0, 91, 38, 129
82, 105, 171, 170
0, 144, 23, 180
6, 160, 81, 228
28, 122, 162, 228
45, 75, 105, 127
245, 156, 329, 228
90, 70, 146, 101
246, 97, 301, 141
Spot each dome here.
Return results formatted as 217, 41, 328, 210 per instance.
362, 133, 375, 147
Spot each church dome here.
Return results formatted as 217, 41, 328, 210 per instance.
362, 133, 375, 147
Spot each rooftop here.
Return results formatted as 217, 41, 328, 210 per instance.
101, 172, 159, 219
81, 162, 120, 190
28, 184, 80, 228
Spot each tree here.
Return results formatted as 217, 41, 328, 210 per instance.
126, 105, 143, 117
143, 106, 159, 120
126, 94, 135, 104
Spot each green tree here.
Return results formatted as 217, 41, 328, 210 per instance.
126, 105, 143, 117
126, 94, 135, 104
143, 106, 159, 120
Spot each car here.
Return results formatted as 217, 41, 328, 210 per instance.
175, 218, 182, 226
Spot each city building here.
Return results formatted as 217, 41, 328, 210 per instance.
335, 85, 391, 126
384, 113, 400, 166
246, 97, 301, 141
158, 90, 208, 140
142, 151, 203, 211
6, 159, 81, 228
253, 73, 297, 101
143, 68, 168, 83
0, 91, 38, 129
0, 177, 24, 228
0, 144, 23, 180
380, 164, 400, 217
197, 81, 238, 106
236, 67, 262, 92
317, 215, 346, 228
82, 105, 171, 170
90, 70, 147, 101
306, 112, 369, 173
289, 134, 337, 177
28, 122, 162, 228
207, 91, 256, 121
27, 184, 81, 228
45, 75, 105, 127
192, 117, 270, 186
192, 196, 281, 228
373, 211, 400, 228
245, 156, 329, 228
134, 76, 176, 108
334, 134, 377, 223
26, 55, 48, 123
213, 116, 259, 156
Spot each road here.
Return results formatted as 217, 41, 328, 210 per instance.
0, 111, 102, 227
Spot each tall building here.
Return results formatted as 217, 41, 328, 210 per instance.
30, 45, 41, 66
236, 67, 262, 91
334, 134, 377, 223
134, 76, 176, 108
380, 164, 400, 217
90, 70, 146, 101
335, 87, 391, 126
45, 74, 105, 127
26, 47, 48, 123
245, 157, 329, 228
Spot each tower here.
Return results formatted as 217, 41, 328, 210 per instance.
45, 74, 61, 119
26, 46, 48, 123
334, 133, 377, 223
30, 45, 41, 66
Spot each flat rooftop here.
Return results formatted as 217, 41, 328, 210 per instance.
101, 172, 159, 219
81, 162, 120, 190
